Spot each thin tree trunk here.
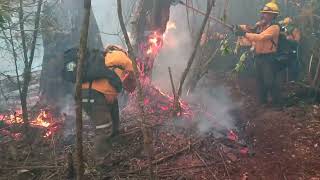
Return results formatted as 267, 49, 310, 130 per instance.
176, 0, 214, 107
18, 0, 43, 132
117, 0, 154, 178
18, 0, 30, 129
75, 0, 91, 179
130, 0, 145, 52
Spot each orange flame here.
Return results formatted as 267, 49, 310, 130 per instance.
30, 109, 51, 128
0, 109, 55, 139
146, 31, 163, 56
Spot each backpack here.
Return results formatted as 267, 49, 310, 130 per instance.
270, 23, 299, 68
62, 47, 123, 93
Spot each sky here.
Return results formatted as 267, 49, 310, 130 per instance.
1, 0, 130, 75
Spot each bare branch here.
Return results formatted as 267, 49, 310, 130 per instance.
176, 0, 214, 102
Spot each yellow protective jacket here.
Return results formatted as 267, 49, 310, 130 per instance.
239, 24, 280, 55
82, 50, 134, 102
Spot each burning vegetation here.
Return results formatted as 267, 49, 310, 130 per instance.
0, 0, 320, 180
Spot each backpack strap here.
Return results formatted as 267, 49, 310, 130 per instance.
107, 65, 125, 71
254, 22, 280, 51
270, 23, 281, 51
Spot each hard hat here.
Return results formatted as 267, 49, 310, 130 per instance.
104, 45, 128, 56
283, 17, 293, 25
260, 0, 280, 15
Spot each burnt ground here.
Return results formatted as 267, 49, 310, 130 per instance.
0, 71, 320, 180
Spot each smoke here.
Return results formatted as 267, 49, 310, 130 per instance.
151, 5, 193, 93
151, 2, 240, 135
187, 83, 241, 134
57, 94, 77, 142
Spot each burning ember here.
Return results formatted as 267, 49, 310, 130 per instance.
142, 85, 192, 118
0, 110, 23, 125
228, 130, 239, 141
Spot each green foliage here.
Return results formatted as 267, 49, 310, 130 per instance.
220, 39, 232, 56
233, 51, 248, 73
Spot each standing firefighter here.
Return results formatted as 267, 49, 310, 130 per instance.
234, 0, 282, 105
81, 45, 136, 160
279, 17, 301, 81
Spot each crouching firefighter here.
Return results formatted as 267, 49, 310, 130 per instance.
233, 0, 282, 105
62, 45, 136, 160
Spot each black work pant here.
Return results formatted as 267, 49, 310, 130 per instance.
255, 54, 282, 104
81, 89, 120, 136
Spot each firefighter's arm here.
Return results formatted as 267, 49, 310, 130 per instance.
245, 25, 279, 42
122, 56, 136, 93
237, 37, 252, 47
288, 28, 301, 42
239, 25, 253, 32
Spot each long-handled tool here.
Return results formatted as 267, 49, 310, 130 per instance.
171, 0, 234, 31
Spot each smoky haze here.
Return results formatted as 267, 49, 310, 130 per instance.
151, 0, 262, 133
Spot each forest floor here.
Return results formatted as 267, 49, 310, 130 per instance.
0, 70, 320, 180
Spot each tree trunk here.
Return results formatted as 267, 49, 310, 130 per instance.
131, 0, 171, 79
40, 0, 102, 112
117, 0, 154, 178
75, 0, 91, 179
18, 0, 30, 129
17, 0, 43, 133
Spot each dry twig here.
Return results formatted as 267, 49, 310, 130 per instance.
194, 150, 219, 180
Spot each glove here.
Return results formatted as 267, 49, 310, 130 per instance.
122, 71, 136, 93
233, 25, 246, 37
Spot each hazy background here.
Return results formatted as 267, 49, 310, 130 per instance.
1, 0, 293, 75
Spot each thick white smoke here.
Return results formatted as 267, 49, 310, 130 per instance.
151, 2, 240, 134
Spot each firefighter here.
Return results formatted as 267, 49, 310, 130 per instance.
279, 17, 301, 81
234, 0, 282, 105
279, 17, 301, 42
81, 45, 136, 160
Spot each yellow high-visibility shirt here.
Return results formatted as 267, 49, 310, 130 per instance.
244, 24, 280, 54
82, 51, 133, 102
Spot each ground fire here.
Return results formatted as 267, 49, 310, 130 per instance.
1, 0, 320, 179
0, 109, 60, 139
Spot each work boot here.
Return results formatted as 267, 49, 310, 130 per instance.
93, 131, 112, 164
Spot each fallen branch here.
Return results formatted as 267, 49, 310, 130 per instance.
151, 141, 193, 165
218, 144, 231, 179
0, 165, 63, 170
194, 150, 219, 180
124, 139, 202, 174
156, 162, 219, 174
